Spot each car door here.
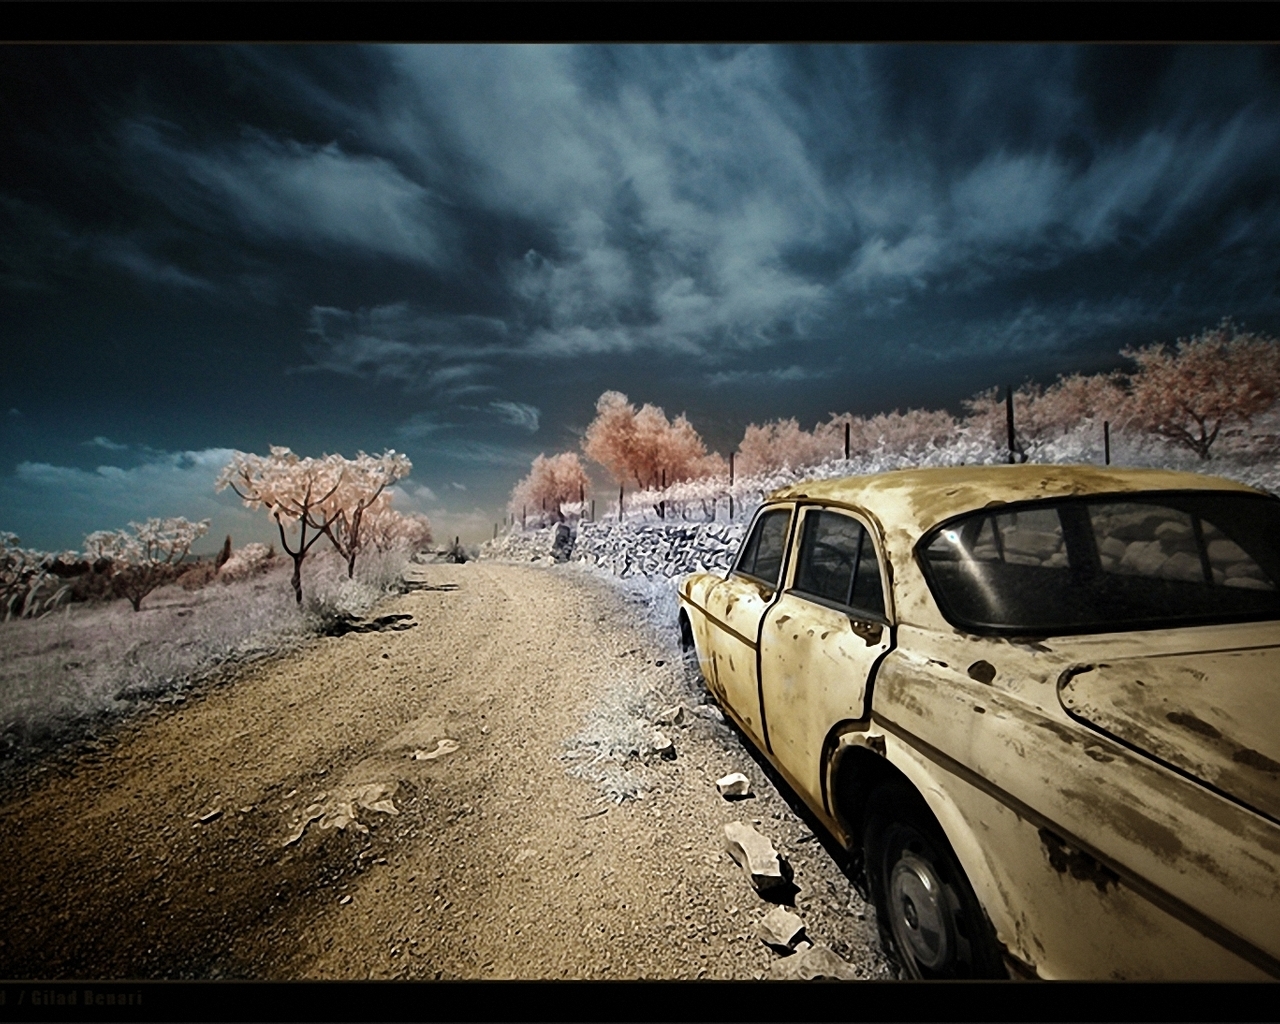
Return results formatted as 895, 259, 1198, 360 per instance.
759, 505, 892, 804
701, 504, 795, 744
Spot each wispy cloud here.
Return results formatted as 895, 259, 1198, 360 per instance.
415, 439, 533, 467
124, 121, 444, 265
488, 400, 540, 432
93, 237, 215, 292
394, 412, 453, 440
301, 304, 509, 394
704, 365, 828, 388
86, 436, 130, 451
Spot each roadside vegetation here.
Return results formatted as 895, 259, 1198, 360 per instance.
509, 320, 1280, 529
0, 449, 434, 768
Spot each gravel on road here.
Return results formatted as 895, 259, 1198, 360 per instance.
0, 562, 893, 981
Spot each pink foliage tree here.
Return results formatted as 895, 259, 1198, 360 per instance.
83, 516, 211, 611
509, 452, 591, 525
313, 451, 413, 577
1120, 320, 1280, 460
736, 418, 838, 476
363, 508, 434, 553
218, 447, 413, 596
842, 408, 958, 457
582, 391, 716, 490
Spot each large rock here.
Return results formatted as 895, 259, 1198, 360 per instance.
757, 906, 806, 952
550, 522, 574, 562
716, 772, 752, 798
723, 821, 787, 892
766, 943, 859, 981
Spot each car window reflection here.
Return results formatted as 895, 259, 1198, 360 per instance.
793, 509, 885, 618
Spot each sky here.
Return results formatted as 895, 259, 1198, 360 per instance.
4, 44, 1280, 551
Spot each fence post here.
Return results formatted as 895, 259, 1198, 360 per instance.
660, 469, 666, 520
1005, 385, 1017, 464
1104, 421, 1111, 465
619, 484, 624, 523
590, 499, 595, 522
522, 505, 526, 530
729, 451, 735, 521
845, 421, 850, 461
493, 523, 498, 540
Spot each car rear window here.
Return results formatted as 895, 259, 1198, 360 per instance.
918, 491, 1280, 636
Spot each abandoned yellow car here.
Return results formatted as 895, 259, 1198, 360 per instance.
676, 465, 1280, 979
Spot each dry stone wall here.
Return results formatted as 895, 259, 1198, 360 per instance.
479, 519, 747, 579
573, 521, 747, 578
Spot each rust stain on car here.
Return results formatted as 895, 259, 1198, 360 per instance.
968, 660, 997, 685
1061, 787, 1187, 865
1039, 828, 1120, 892
1036, 719, 1080, 747
1233, 747, 1280, 774
1167, 711, 1223, 740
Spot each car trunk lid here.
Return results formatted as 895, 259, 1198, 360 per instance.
1058, 641, 1280, 823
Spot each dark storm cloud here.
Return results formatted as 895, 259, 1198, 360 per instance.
5, 44, 1280, 547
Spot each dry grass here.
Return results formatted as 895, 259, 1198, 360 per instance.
0, 548, 411, 767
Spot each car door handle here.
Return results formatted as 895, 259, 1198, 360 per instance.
848, 618, 883, 645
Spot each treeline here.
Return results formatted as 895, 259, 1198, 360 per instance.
509, 320, 1280, 526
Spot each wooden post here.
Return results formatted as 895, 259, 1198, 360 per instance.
619, 484, 624, 522
493, 523, 498, 540
591, 499, 595, 522
660, 468, 665, 520
844, 421, 850, 461
1104, 421, 1111, 465
522, 505, 526, 529
729, 451, 735, 521
1005, 385, 1017, 464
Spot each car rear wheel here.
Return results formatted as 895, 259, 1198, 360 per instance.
863, 783, 1006, 979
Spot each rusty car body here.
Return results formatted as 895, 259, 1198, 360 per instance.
675, 464, 1280, 979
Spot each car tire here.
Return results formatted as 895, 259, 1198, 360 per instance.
863, 783, 1006, 979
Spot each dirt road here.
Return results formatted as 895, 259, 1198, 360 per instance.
0, 563, 892, 981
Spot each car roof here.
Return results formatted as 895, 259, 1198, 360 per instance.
768, 464, 1268, 539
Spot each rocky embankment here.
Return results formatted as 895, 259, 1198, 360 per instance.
479, 520, 748, 578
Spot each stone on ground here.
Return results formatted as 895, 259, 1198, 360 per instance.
723, 821, 787, 892
752, 906, 803, 952
651, 731, 676, 760
757, 906, 807, 952
654, 705, 684, 726
766, 943, 859, 981
715, 772, 751, 798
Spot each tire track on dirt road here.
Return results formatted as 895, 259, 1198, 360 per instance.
0, 562, 891, 980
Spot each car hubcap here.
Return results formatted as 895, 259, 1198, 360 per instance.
889, 852, 950, 970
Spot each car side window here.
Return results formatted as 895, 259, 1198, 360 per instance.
736, 508, 792, 587
793, 509, 885, 618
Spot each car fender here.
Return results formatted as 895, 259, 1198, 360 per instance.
875, 728, 1029, 970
